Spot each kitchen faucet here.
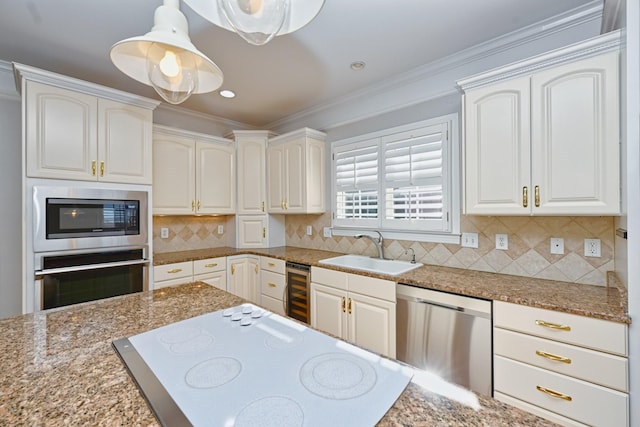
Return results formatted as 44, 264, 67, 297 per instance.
354, 231, 384, 259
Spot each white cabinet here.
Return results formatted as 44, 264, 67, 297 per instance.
22, 79, 155, 184
153, 125, 235, 215
493, 301, 628, 427
227, 255, 260, 304
310, 267, 396, 358
460, 49, 620, 215
259, 257, 286, 316
154, 257, 227, 290
267, 128, 326, 214
235, 131, 272, 214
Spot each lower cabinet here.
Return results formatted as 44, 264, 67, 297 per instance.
260, 256, 286, 316
227, 255, 260, 304
493, 301, 629, 427
153, 257, 226, 290
310, 267, 396, 358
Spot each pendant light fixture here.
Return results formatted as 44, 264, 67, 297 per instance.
184, 0, 325, 46
110, 0, 223, 104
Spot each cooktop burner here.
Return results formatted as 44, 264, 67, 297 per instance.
113, 304, 412, 426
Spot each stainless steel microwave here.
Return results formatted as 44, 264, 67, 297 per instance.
33, 186, 148, 252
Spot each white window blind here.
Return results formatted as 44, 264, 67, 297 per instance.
331, 115, 459, 240
382, 124, 448, 230
334, 140, 379, 225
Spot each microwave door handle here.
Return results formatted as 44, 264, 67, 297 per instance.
35, 258, 150, 277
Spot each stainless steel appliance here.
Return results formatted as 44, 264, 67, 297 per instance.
396, 284, 492, 396
285, 262, 310, 324
33, 186, 148, 252
34, 246, 149, 310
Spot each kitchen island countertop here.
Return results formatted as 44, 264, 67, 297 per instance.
155, 246, 630, 324
0, 283, 557, 426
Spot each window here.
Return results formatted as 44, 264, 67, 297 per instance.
331, 114, 459, 242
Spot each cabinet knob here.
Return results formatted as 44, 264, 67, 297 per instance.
231, 265, 235, 275
522, 186, 528, 208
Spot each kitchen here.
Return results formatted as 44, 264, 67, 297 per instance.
0, 0, 638, 426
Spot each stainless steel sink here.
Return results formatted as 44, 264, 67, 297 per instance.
318, 254, 422, 276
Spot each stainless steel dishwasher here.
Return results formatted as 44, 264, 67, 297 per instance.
396, 284, 492, 396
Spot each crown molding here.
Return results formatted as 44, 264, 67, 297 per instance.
0, 61, 20, 100
155, 102, 256, 131
266, 1, 603, 132
153, 123, 234, 145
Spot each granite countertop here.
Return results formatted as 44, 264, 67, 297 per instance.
0, 283, 557, 426
154, 246, 630, 324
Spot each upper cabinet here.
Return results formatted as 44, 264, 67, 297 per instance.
235, 131, 272, 215
267, 128, 326, 214
153, 126, 235, 215
459, 33, 620, 216
15, 64, 159, 184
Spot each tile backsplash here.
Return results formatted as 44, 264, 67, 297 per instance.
153, 216, 230, 253
286, 213, 615, 286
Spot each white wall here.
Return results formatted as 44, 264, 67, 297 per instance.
0, 82, 22, 319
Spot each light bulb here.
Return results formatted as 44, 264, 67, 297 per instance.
238, 0, 263, 15
159, 51, 180, 78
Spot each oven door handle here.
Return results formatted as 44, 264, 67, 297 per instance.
35, 259, 150, 277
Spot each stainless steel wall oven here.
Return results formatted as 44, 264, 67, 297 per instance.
32, 186, 150, 310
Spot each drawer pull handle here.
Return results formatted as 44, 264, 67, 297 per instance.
522, 186, 528, 208
535, 350, 572, 364
167, 268, 182, 274
534, 185, 540, 207
341, 297, 346, 313
268, 283, 277, 288
204, 263, 218, 268
535, 320, 571, 331
348, 298, 352, 314
268, 262, 276, 267
536, 385, 572, 401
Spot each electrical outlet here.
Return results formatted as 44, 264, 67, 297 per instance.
217, 225, 224, 235
550, 237, 564, 255
160, 227, 169, 239
306, 225, 313, 236
495, 234, 508, 250
584, 239, 601, 257
461, 232, 479, 248
323, 227, 332, 238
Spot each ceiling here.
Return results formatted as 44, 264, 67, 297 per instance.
0, 0, 600, 128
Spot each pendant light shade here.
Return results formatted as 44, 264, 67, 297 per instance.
110, 0, 223, 104
184, 0, 325, 46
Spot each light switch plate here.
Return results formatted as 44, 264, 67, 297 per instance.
306, 225, 313, 236
217, 225, 224, 234
160, 227, 169, 239
323, 227, 332, 238
461, 232, 479, 248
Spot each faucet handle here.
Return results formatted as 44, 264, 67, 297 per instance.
404, 248, 416, 263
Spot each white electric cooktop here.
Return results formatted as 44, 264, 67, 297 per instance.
113, 304, 413, 426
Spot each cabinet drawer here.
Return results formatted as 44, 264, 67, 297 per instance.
495, 328, 628, 392
311, 266, 347, 290
348, 273, 395, 302
495, 356, 628, 427
195, 271, 227, 291
154, 261, 193, 282
261, 294, 286, 316
494, 301, 627, 356
260, 257, 285, 274
261, 270, 285, 300
193, 257, 226, 275
154, 276, 192, 289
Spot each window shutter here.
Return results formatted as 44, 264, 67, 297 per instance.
333, 140, 379, 221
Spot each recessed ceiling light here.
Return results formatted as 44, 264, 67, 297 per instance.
219, 89, 236, 98
350, 61, 366, 71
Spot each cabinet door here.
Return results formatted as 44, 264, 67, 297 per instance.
196, 142, 235, 214
228, 257, 260, 304
348, 292, 396, 358
464, 77, 531, 215
98, 99, 152, 184
266, 145, 286, 213
25, 81, 97, 180
237, 138, 266, 214
310, 283, 347, 340
531, 52, 620, 215
306, 138, 326, 213
237, 216, 266, 248
284, 141, 305, 212
152, 135, 196, 214
195, 271, 227, 291
247, 257, 260, 304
